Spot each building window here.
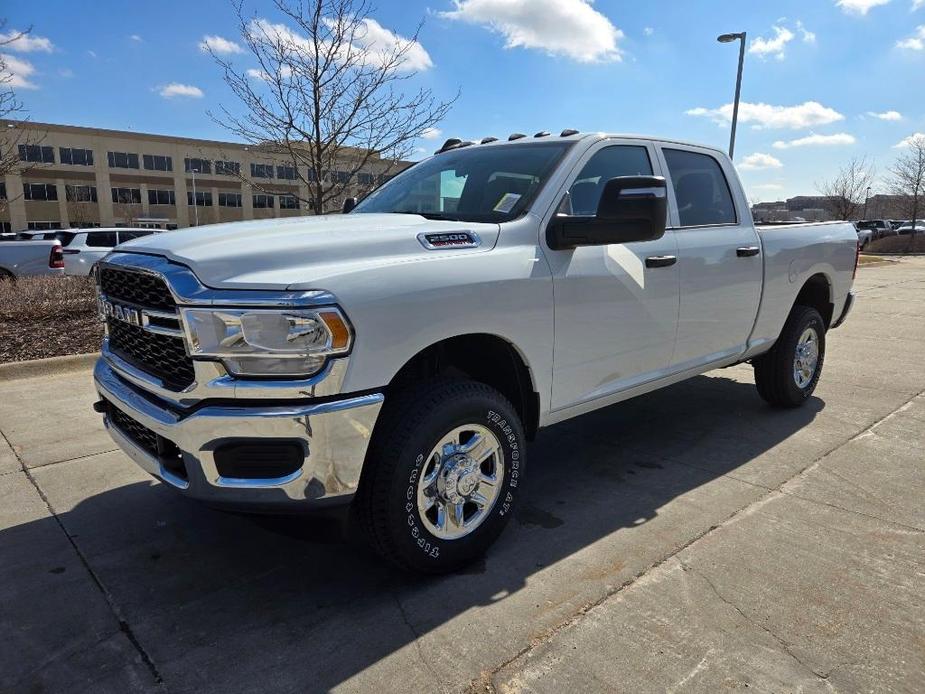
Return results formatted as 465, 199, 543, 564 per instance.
148, 189, 176, 206
215, 160, 240, 176
69, 222, 101, 228
65, 185, 98, 203
279, 195, 299, 209
111, 187, 142, 204
333, 170, 351, 184
184, 158, 212, 174
218, 192, 242, 207
0, 222, 11, 233
187, 191, 213, 206
108, 151, 140, 169
60, 147, 94, 166
276, 165, 297, 180
143, 154, 173, 171
252, 194, 274, 208
166, 223, 178, 230
27, 221, 62, 230
251, 163, 273, 179
0, 182, 5, 199
24, 183, 58, 201
19, 144, 55, 163
357, 172, 374, 186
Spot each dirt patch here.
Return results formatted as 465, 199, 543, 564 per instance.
0, 276, 103, 363
865, 235, 925, 254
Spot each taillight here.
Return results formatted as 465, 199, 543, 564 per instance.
49, 245, 65, 269
852, 240, 860, 280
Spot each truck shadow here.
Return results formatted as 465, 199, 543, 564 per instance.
4, 371, 824, 692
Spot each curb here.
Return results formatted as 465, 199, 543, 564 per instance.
0, 352, 99, 382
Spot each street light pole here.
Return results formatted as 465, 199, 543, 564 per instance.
863, 186, 872, 219
717, 32, 747, 160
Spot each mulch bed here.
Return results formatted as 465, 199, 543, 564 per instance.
865, 235, 925, 254
0, 276, 104, 363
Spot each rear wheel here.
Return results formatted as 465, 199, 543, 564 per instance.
355, 379, 525, 574
754, 305, 826, 408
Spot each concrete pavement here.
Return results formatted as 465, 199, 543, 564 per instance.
1, 258, 923, 693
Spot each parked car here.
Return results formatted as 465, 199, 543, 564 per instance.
26, 228, 159, 276
0, 239, 65, 279
92, 131, 858, 573
856, 219, 895, 241
853, 223, 872, 249
889, 220, 905, 230
896, 222, 925, 235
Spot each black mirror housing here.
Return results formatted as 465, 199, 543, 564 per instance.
342, 197, 358, 214
546, 175, 668, 250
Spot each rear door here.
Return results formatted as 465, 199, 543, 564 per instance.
546, 139, 680, 411
656, 145, 762, 369
67, 231, 118, 276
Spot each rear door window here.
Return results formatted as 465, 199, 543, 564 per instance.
85, 232, 118, 248
118, 231, 153, 243
663, 148, 737, 227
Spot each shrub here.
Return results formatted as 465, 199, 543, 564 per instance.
865, 235, 925, 254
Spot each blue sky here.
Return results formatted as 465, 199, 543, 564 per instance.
3, 0, 924, 201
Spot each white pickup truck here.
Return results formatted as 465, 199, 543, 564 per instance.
92, 132, 858, 573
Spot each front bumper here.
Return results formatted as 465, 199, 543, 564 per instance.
94, 358, 384, 511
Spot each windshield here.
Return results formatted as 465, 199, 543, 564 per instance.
353, 142, 573, 223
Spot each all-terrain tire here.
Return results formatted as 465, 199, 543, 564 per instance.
354, 379, 525, 574
754, 305, 826, 408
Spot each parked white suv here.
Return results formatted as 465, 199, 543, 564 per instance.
92, 131, 858, 573
28, 228, 159, 275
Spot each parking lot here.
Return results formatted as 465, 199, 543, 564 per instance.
2, 257, 924, 694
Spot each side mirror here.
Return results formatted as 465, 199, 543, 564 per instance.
342, 197, 358, 214
546, 176, 668, 250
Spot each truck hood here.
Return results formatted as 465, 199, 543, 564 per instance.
118, 213, 500, 289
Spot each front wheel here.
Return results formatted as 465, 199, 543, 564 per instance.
355, 380, 525, 574
754, 305, 826, 408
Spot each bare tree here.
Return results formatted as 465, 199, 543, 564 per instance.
816, 157, 876, 221
888, 135, 925, 241
208, 0, 455, 213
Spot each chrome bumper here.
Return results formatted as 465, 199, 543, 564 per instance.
831, 290, 855, 329
94, 358, 384, 511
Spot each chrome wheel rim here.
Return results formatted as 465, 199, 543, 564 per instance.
416, 424, 504, 540
793, 327, 819, 389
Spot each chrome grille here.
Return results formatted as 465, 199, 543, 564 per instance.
100, 267, 176, 311
100, 266, 195, 391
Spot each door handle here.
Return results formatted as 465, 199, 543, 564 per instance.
645, 255, 677, 268
736, 246, 760, 257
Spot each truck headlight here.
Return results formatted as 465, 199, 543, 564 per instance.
180, 307, 352, 377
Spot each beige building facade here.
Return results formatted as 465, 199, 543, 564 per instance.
0, 120, 405, 232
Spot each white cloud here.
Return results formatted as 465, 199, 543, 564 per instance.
0, 53, 38, 89
246, 18, 431, 74
894, 132, 925, 147
130, 34, 143, 42
749, 25, 795, 60
914, 0, 925, 10
0, 30, 55, 53
772, 133, 856, 149
158, 82, 204, 98
739, 153, 783, 170
643, 27, 654, 36
199, 35, 243, 55
836, 0, 891, 15
58, 68, 74, 78
896, 25, 925, 50
748, 21, 815, 60
867, 110, 903, 120
420, 127, 443, 140
441, 0, 624, 63
796, 20, 816, 43
87, 50, 97, 58
686, 101, 844, 130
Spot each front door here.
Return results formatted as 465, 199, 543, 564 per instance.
545, 141, 681, 412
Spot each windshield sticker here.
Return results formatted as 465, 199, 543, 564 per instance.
493, 193, 521, 213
